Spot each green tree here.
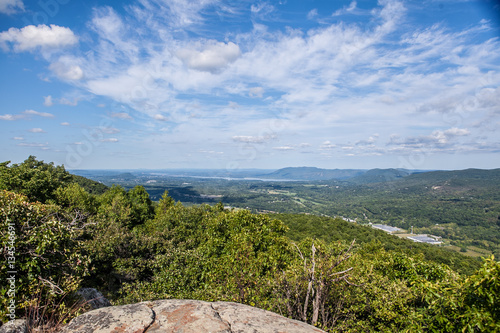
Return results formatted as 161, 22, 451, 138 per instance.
413, 256, 500, 332
128, 186, 155, 228
54, 183, 98, 216
0, 156, 71, 203
0, 190, 89, 323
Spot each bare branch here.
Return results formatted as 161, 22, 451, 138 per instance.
329, 267, 353, 277
38, 277, 64, 295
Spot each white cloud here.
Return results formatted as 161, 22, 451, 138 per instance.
0, 109, 54, 120
102, 127, 120, 134
307, 9, 318, 20
61, 122, 70, 126
23, 109, 54, 118
251, 2, 275, 19
0, 0, 23, 14
0, 114, 23, 120
232, 135, 276, 144
137, 0, 220, 28
59, 97, 79, 106
17, 142, 48, 148
28, 128, 45, 133
49, 57, 83, 81
153, 114, 168, 121
176, 41, 241, 73
320, 141, 336, 150
388, 128, 470, 150
443, 127, 470, 137
111, 112, 132, 120
356, 134, 379, 146
0, 24, 77, 52
332, 1, 357, 16
12, 136, 23, 140
44, 95, 54, 107
249, 87, 264, 98
273, 146, 295, 151
101, 138, 118, 142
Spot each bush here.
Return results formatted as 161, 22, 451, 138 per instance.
0, 190, 89, 324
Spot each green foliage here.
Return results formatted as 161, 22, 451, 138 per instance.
274, 213, 481, 275
410, 256, 500, 332
0, 156, 107, 205
199, 210, 292, 307
272, 239, 358, 328
127, 186, 155, 228
70, 174, 108, 195
96, 185, 155, 229
54, 183, 98, 215
0, 190, 89, 323
0, 156, 71, 203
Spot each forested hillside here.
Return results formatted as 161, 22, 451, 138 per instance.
1, 157, 499, 332
82, 167, 500, 258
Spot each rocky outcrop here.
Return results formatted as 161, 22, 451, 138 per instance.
61, 299, 326, 333
77, 288, 112, 309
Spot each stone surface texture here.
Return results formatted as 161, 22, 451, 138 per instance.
77, 288, 113, 310
60, 299, 326, 333
0, 319, 27, 333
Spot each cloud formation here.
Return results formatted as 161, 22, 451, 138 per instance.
0, 24, 78, 52
1, 0, 499, 169
0, 0, 23, 15
176, 41, 241, 73
49, 58, 84, 81
0, 109, 54, 120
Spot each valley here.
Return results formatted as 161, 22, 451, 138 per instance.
72, 167, 500, 258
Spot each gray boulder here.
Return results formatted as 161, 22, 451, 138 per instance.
61, 299, 326, 333
77, 288, 112, 309
0, 319, 27, 333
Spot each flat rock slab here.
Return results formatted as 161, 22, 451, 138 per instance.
212, 301, 325, 333
147, 299, 231, 333
61, 303, 155, 333
60, 299, 326, 333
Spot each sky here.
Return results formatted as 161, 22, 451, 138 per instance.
0, 0, 499, 171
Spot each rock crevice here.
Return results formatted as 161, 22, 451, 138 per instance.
210, 303, 233, 333
143, 304, 156, 333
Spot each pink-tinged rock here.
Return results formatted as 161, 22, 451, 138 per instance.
147, 299, 230, 333
212, 301, 326, 333
60, 299, 326, 333
60, 303, 155, 333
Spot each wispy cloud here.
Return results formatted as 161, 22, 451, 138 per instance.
332, 1, 358, 17
111, 112, 133, 120
0, 114, 23, 121
232, 134, 276, 144
44, 95, 53, 107
2, 0, 498, 168
0, 109, 54, 120
23, 109, 55, 118
0, 0, 24, 15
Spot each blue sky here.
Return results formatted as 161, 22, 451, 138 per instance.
1, 0, 499, 170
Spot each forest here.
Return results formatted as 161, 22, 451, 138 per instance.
0, 156, 499, 332
75, 166, 500, 258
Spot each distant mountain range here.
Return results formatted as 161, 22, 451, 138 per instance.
72, 167, 425, 183
258, 167, 423, 182
258, 167, 365, 181
71, 166, 500, 184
